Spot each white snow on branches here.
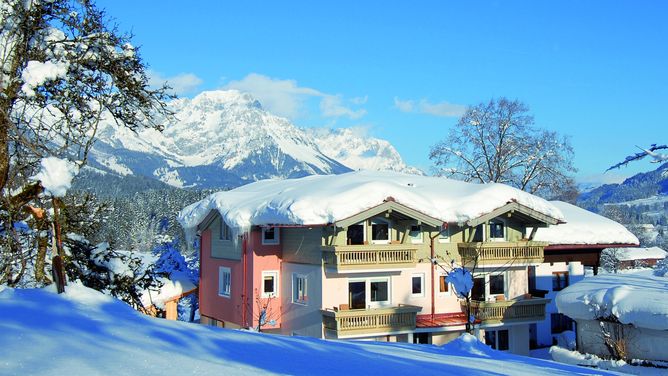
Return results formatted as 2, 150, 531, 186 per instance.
20, 60, 69, 96
32, 157, 78, 197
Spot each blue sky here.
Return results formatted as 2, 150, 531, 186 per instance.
100, 1, 667, 185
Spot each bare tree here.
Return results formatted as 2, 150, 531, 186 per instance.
0, 0, 173, 285
429, 98, 577, 199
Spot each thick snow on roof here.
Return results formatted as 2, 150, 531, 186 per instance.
178, 170, 564, 234
0, 282, 617, 375
556, 270, 668, 330
533, 201, 639, 246
603, 246, 667, 261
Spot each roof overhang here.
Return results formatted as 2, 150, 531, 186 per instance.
335, 199, 444, 229
466, 201, 561, 228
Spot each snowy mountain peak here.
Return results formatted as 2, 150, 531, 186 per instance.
90, 89, 420, 189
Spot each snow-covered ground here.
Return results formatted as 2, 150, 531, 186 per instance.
0, 282, 616, 376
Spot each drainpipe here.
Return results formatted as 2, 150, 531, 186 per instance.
241, 233, 248, 328
430, 235, 436, 320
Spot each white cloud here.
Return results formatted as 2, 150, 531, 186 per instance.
394, 97, 466, 118
148, 70, 203, 96
223, 73, 366, 120
320, 95, 366, 119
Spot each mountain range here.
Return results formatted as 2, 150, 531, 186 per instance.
88, 90, 421, 189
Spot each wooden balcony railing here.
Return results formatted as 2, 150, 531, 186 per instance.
457, 241, 547, 266
322, 244, 418, 271
463, 298, 550, 324
322, 304, 421, 338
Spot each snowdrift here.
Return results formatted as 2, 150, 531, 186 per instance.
0, 282, 616, 375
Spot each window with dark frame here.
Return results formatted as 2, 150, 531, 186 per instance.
412, 274, 423, 295
371, 221, 389, 242
347, 223, 364, 245
472, 277, 485, 301
552, 272, 569, 291
489, 220, 505, 239
489, 274, 505, 296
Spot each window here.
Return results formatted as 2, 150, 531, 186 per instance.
370, 279, 389, 303
349, 277, 391, 308
292, 274, 307, 305
262, 227, 280, 245
410, 225, 423, 244
371, 219, 390, 244
218, 267, 231, 298
489, 274, 505, 296
552, 272, 569, 291
551, 313, 574, 334
439, 274, 450, 295
347, 223, 365, 245
489, 220, 505, 241
472, 224, 484, 242
262, 271, 278, 298
472, 277, 485, 301
438, 226, 450, 243
411, 273, 424, 297
220, 220, 232, 241
485, 329, 509, 351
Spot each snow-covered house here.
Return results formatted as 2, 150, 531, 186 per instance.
601, 246, 667, 270
530, 201, 639, 348
556, 270, 668, 362
180, 171, 571, 355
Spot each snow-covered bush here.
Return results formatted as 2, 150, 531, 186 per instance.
653, 258, 668, 277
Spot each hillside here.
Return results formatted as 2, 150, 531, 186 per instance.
0, 282, 616, 376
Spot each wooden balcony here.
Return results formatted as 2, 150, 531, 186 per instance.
322, 244, 418, 272
457, 241, 547, 266
463, 298, 550, 325
322, 304, 421, 338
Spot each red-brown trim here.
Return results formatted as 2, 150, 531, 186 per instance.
546, 243, 638, 250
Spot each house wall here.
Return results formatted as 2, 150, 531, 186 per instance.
479, 324, 531, 356
280, 262, 324, 338
247, 229, 283, 330
209, 215, 242, 260
281, 227, 323, 265
576, 319, 668, 362
199, 228, 246, 327
535, 261, 584, 347
321, 262, 461, 315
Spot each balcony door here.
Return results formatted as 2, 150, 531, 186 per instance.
349, 281, 366, 309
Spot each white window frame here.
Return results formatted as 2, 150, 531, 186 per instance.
368, 277, 391, 308
262, 270, 279, 298
292, 273, 308, 305
489, 219, 506, 242
409, 224, 423, 244
218, 266, 231, 298
438, 226, 451, 243
476, 272, 507, 301
370, 218, 391, 244
438, 272, 452, 296
348, 277, 392, 308
411, 273, 425, 297
262, 227, 280, 245
220, 220, 232, 241
346, 222, 366, 245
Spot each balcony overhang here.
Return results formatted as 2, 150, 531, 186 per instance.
322, 244, 419, 272
322, 305, 422, 339
458, 241, 547, 266
464, 298, 550, 325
